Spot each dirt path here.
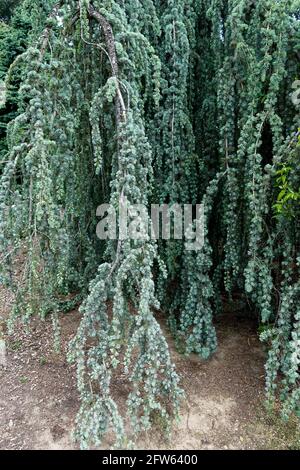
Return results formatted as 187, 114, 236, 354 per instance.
0, 305, 299, 450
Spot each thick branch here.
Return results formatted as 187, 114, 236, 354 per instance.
87, 5, 128, 276
88, 5, 126, 122
40, 2, 63, 57
88, 6, 119, 77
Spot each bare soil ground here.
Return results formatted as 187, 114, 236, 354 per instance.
1, 294, 300, 450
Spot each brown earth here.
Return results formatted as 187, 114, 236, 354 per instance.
0, 291, 300, 450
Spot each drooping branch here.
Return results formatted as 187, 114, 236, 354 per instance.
88, 5, 126, 123
40, 1, 63, 57
87, 4, 128, 277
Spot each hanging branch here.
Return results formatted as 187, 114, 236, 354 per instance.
40, 1, 63, 57
87, 5, 128, 277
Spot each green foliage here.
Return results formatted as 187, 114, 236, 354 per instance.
0, 0, 299, 449
0, 1, 20, 21
0, 12, 30, 158
273, 131, 300, 218
0, 0, 54, 160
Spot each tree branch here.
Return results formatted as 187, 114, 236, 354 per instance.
87, 5, 129, 276
88, 5, 126, 123
40, 2, 63, 57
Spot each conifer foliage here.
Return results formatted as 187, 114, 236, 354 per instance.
0, 0, 299, 448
